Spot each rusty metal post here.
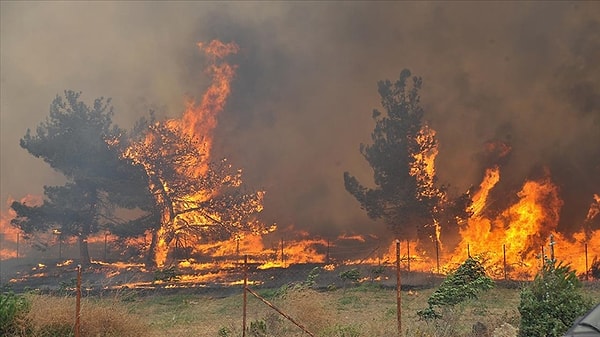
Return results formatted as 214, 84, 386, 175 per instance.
550, 235, 556, 261
503, 244, 507, 280
75, 265, 82, 337
326, 239, 330, 264
585, 243, 589, 281
242, 255, 248, 337
435, 238, 440, 274
396, 239, 402, 337
280, 238, 284, 267
406, 240, 410, 272
104, 233, 108, 261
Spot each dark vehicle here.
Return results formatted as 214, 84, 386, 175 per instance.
563, 303, 600, 337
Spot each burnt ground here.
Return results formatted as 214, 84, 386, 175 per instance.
0, 257, 444, 297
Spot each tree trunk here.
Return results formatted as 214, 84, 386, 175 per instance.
145, 230, 158, 269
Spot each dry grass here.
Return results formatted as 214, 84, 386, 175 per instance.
126, 284, 524, 337
19, 294, 148, 337
12, 283, 600, 337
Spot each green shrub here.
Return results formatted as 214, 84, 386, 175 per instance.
519, 259, 593, 337
322, 324, 361, 337
249, 319, 267, 337
418, 257, 494, 320
0, 289, 30, 336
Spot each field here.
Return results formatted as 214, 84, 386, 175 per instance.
11, 281, 600, 337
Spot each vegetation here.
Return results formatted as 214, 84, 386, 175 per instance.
418, 257, 494, 320
519, 259, 594, 337
10, 90, 267, 269
10, 90, 151, 266
4, 280, 600, 337
119, 118, 268, 268
0, 289, 30, 336
343, 69, 471, 244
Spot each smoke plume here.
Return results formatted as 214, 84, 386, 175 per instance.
1, 2, 599, 241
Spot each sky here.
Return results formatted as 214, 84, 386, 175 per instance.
1, 1, 599, 239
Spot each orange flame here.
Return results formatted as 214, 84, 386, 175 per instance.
1, 195, 42, 260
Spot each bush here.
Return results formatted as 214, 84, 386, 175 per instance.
418, 257, 494, 320
519, 259, 593, 337
23, 294, 149, 337
0, 289, 30, 336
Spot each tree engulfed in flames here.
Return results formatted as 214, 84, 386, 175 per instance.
121, 41, 269, 268
2, 42, 598, 283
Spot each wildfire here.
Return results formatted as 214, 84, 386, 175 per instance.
1, 195, 42, 260
442, 168, 600, 279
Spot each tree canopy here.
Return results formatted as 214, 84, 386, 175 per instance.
119, 116, 267, 268
11, 90, 149, 265
344, 69, 470, 244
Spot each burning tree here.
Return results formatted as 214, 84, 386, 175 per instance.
344, 69, 470, 247
120, 119, 267, 268
11, 91, 148, 265
115, 40, 269, 268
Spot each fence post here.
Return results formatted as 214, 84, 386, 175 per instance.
75, 265, 82, 337
326, 239, 330, 264
585, 243, 589, 281
435, 238, 440, 274
242, 255, 248, 337
396, 239, 402, 337
104, 233, 108, 261
280, 238, 285, 267
503, 244, 507, 281
406, 240, 410, 272
549, 234, 555, 263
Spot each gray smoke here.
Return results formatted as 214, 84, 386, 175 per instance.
1, 2, 599, 240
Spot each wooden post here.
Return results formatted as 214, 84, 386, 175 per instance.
104, 233, 108, 261
280, 238, 284, 267
435, 238, 440, 274
242, 255, 248, 337
467, 243, 470, 258
503, 244, 507, 280
326, 239, 330, 264
75, 265, 82, 337
396, 239, 402, 336
549, 234, 555, 263
585, 243, 589, 281
406, 240, 410, 272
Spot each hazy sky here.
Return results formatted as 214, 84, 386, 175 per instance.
1, 1, 599, 238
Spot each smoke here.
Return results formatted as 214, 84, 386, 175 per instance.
1, 2, 599, 240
